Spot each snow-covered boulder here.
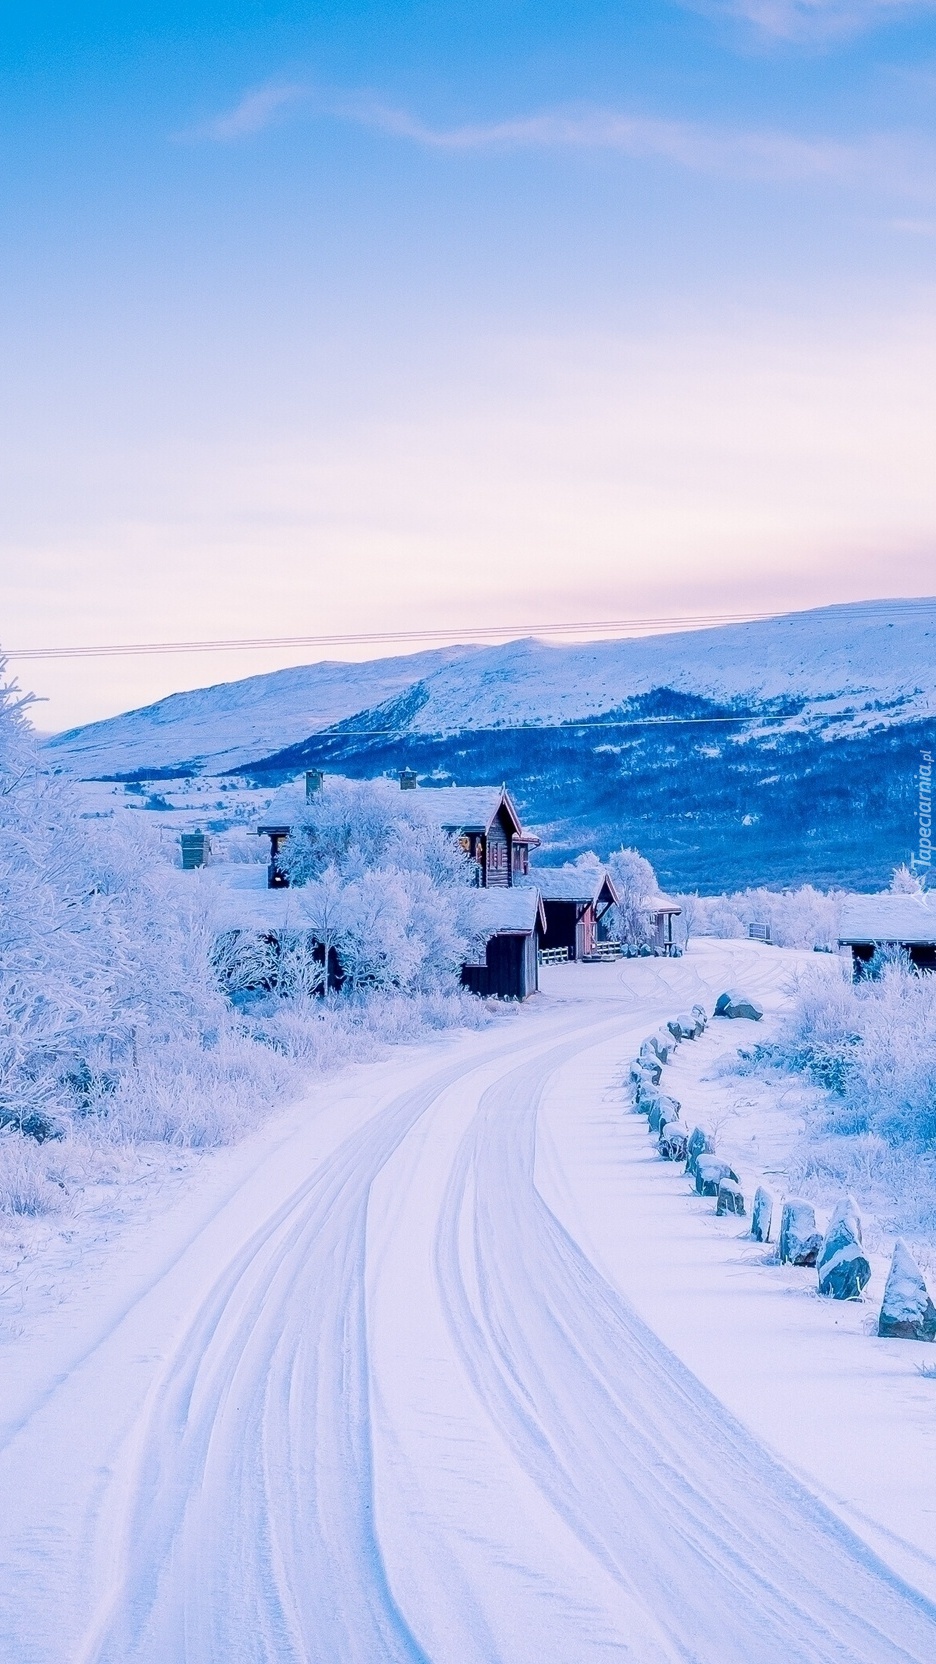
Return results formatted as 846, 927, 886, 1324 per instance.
668, 1013, 702, 1041
631, 1073, 661, 1106
659, 1122, 688, 1161
685, 1127, 714, 1177
648, 1093, 680, 1133
649, 1031, 675, 1063
636, 1082, 662, 1114
778, 1199, 822, 1267
691, 1003, 708, 1031
817, 1206, 871, 1300
715, 991, 764, 1021
695, 1155, 739, 1197
878, 1241, 936, 1341
633, 1055, 662, 1087
716, 1179, 745, 1217
751, 1187, 774, 1244
827, 1195, 863, 1243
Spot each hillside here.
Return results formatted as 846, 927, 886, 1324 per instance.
41, 644, 479, 778
43, 599, 936, 890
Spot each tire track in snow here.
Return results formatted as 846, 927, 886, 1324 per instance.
434, 1035, 936, 1664
75, 1013, 595, 1664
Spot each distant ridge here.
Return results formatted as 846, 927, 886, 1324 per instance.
42, 599, 936, 889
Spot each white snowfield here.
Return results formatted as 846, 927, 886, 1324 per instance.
3, 942, 936, 1663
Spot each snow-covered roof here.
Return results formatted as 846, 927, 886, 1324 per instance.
525, 864, 619, 906
194, 863, 313, 933
838, 892, 936, 944
647, 893, 682, 915
470, 886, 546, 937
404, 785, 524, 836
257, 781, 309, 834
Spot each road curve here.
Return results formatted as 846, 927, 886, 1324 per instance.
3, 958, 936, 1663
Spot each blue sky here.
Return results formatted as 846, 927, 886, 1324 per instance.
3, 1, 936, 727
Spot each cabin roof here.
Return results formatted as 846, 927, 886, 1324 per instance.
256, 781, 308, 835
404, 784, 528, 838
194, 863, 310, 932
470, 885, 546, 938
524, 863, 619, 907
647, 893, 682, 916
838, 892, 936, 945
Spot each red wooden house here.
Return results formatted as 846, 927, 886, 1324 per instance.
528, 864, 620, 961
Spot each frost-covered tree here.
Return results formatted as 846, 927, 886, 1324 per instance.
891, 863, 924, 895
0, 657, 238, 1143
279, 777, 481, 995
606, 846, 658, 947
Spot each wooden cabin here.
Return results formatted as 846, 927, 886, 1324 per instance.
838, 894, 936, 976
529, 864, 619, 962
257, 773, 538, 889
461, 887, 546, 1001
401, 783, 537, 887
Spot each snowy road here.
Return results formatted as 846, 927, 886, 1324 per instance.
3, 946, 936, 1662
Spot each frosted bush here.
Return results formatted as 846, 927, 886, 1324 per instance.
775, 958, 936, 1149
0, 1131, 62, 1217
104, 1032, 297, 1149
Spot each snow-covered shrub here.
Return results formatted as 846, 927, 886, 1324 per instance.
103, 1029, 296, 1148
0, 660, 296, 1186
0, 1129, 62, 1216
891, 862, 926, 895
776, 957, 936, 1149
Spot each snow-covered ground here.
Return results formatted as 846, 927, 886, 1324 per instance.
3, 940, 936, 1663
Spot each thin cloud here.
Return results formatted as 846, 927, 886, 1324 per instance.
188, 83, 930, 196
182, 83, 308, 142
689, 1, 936, 42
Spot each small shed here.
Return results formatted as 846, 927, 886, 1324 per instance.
526, 865, 619, 962
647, 894, 683, 957
461, 887, 546, 1001
838, 893, 936, 975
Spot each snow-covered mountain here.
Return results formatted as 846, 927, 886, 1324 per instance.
43, 599, 936, 778
42, 599, 936, 890
42, 644, 480, 778
332, 600, 936, 741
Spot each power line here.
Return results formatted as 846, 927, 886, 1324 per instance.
1, 614, 779, 659
5, 598, 935, 662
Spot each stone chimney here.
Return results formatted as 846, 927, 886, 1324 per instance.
399, 769, 418, 790
305, 770, 323, 801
